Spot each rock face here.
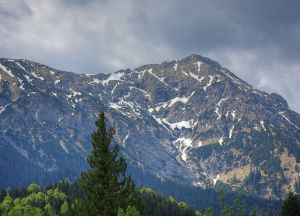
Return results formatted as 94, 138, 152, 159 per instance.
0, 55, 300, 198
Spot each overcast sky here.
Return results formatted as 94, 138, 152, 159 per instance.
0, 0, 300, 112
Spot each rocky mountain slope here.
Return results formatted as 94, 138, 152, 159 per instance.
0, 55, 299, 199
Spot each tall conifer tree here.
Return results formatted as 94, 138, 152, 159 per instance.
280, 191, 300, 216
79, 112, 135, 216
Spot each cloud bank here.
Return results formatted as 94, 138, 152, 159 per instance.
0, 0, 300, 112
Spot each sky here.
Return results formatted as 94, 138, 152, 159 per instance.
0, 0, 300, 112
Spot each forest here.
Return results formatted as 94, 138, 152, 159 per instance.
0, 112, 299, 216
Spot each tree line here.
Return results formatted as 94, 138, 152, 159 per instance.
0, 112, 299, 215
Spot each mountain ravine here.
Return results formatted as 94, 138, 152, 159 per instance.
0, 54, 300, 199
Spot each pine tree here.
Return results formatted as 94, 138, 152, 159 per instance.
79, 112, 136, 216
280, 191, 300, 216
44, 203, 56, 216
60, 201, 69, 215
204, 207, 213, 216
118, 206, 141, 216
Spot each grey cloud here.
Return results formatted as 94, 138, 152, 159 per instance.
0, 0, 299, 112
142, 0, 300, 61
0, 0, 32, 19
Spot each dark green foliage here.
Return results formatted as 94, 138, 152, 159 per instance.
0, 183, 71, 216
118, 206, 142, 216
280, 191, 300, 216
0, 189, 7, 203
128, 165, 280, 215
78, 112, 137, 216
218, 189, 245, 216
139, 187, 197, 216
0, 111, 285, 216
0, 180, 284, 216
204, 207, 213, 216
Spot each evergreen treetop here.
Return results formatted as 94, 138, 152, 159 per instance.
79, 112, 136, 216
280, 191, 300, 216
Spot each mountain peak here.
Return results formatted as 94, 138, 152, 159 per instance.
0, 55, 299, 199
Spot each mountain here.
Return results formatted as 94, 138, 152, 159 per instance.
0, 55, 299, 199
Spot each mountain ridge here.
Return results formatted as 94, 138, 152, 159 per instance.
0, 54, 299, 199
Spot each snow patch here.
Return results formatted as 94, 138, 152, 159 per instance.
231, 110, 236, 120
213, 174, 220, 186
229, 125, 235, 139
168, 91, 195, 107
111, 83, 119, 94
215, 98, 228, 120
146, 68, 166, 84
219, 136, 224, 146
132, 87, 151, 100
59, 140, 69, 154
31, 71, 44, 80
108, 98, 143, 119
19, 79, 25, 90
24, 75, 33, 82
278, 112, 300, 130
169, 120, 193, 130
0, 63, 14, 77
214, 108, 221, 119
152, 116, 171, 131
173, 61, 178, 70
162, 118, 194, 130
194, 61, 202, 72
225, 111, 229, 118
260, 120, 266, 131
0, 103, 11, 115
88, 78, 102, 84
203, 75, 214, 91
66, 89, 82, 103
15, 62, 26, 71
70, 89, 82, 97
181, 70, 189, 77
190, 72, 205, 83
75, 141, 86, 152
155, 91, 195, 110
174, 137, 193, 161
123, 134, 129, 146
102, 72, 124, 85
109, 102, 122, 110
